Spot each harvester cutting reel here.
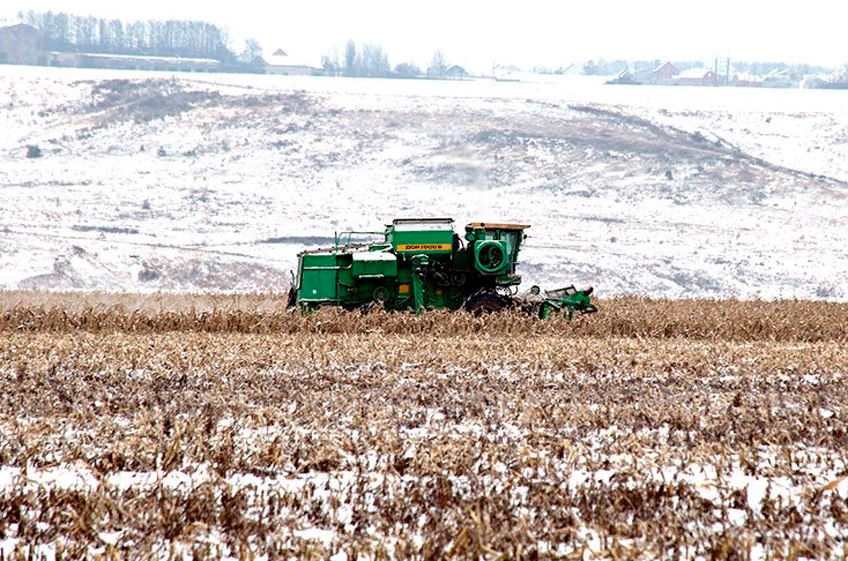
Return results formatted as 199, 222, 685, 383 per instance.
519, 285, 597, 319
465, 285, 598, 319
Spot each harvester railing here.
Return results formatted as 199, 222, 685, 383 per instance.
333, 231, 386, 249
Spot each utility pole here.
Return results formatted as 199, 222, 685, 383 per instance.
714, 56, 718, 86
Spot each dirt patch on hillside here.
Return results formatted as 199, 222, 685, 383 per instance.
87, 78, 221, 124
137, 256, 289, 291
83, 78, 317, 126
383, 101, 847, 200
568, 104, 848, 188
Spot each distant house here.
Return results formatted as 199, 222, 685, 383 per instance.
492, 64, 522, 81
802, 66, 848, 89
823, 65, 848, 88
674, 67, 716, 86
800, 75, 829, 89
606, 68, 643, 85
762, 68, 798, 88
557, 63, 585, 76
728, 68, 763, 88
0, 23, 41, 65
262, 48, 320, 76
445, 65, 469, 80
45, 51, 79, 67
243, 55, 269, 73
647, 61, 678, 84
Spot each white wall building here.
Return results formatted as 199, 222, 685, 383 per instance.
262, 48, 320, 76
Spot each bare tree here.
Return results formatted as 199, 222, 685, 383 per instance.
394, 62, 421, 77
54, 12, 69, 50
322, 49, 341, 76
109, 19, 123, 53
429, 49, 448, 77
344, 39, 357, 77
78, 16, 96, 49
241, 38, 262, 63
361, 43, 390, 77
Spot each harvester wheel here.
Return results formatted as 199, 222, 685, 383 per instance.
372, 286, 391, 303
465, 292, 510, 316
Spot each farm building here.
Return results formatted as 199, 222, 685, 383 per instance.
43, 51, 220, 72
729, 71, 763, 87
492, 64, 523, 81
445, 65, 469, 80
0, 23, 219, 72
606, 68, 644, 85
45, 52, 79, 67
762, 68, 798, 88
718, 64, 763, 87
0, 24, 41, 65
259, 48, 320, 76
81, 53, 219, 72
647, 61, 679, 83
674, 67, 716, 86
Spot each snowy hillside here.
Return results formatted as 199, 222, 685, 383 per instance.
1, 65, 846, 299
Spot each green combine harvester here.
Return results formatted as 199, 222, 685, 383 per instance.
287, 218, 597, 318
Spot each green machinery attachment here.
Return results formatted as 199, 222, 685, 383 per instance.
287, 218, 597, 318
514, 285, 598, 319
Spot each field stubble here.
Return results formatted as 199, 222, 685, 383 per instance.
1, 291, 847, 560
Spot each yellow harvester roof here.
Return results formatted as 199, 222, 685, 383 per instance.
466, 222, 531, 230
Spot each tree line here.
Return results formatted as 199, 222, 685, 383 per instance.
322, 40, 452, 78
17, 10, 234, 61
531, 58, 833, 77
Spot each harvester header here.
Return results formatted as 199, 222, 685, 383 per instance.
288, 218, 596, 318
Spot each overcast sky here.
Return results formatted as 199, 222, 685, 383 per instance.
3, 0, 846, 71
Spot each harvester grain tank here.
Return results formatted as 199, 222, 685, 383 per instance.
288, 218, 596, 317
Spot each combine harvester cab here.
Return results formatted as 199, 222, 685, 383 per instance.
288, 218, 597, 318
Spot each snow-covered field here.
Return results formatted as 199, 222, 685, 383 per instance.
2, 67, 848, 560
1, 65, 846, 299
1, 326, 847, 560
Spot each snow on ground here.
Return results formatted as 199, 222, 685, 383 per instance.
1, 65, 846, 299
1, 418, 847, 560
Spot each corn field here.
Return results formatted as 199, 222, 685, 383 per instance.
2, 291, 846, 341
1, 291, 847, 560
